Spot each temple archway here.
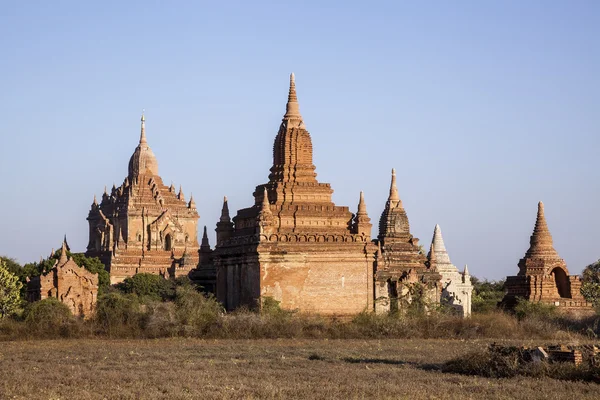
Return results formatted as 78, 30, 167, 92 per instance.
387, 279, 399, 313
164, 234, 172, 251
551, 267, 570, 298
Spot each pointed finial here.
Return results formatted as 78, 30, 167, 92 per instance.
428, 242, 436, 261
262, 187, 271, 211
432, 224, 447, 253
170, 182, 175, 192
388, 168, 400, 203
59, 237, 68, 263
93, 194, 97, 205
283, 72, 303, 123
357, 191, 367, 214
201, 225, 210, 247
178, 185, 185, 202
104, 185, 108, 195
463, 264, 470, 276
220, 196, 231, 221
140, 111, 147, 144
188, 193, 196, 208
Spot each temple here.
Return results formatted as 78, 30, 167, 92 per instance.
428, 224, 472, 316
85, 114, 200, 284
501, 202, 592, 310
213, 73, 377, 314
27, 240, 99, 318
374, 169, 441, 313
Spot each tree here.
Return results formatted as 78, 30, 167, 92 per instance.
0, 259, 23, 319
115, 273, 176, 301
581, 259, 600, 306
471, 276, 505, 313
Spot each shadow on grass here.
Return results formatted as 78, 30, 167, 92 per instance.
341, 357, 442, 371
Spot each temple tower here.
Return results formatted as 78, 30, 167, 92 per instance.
374, 169, 441, 313
86, 114, 200, 283
214, 74, 376, 314
501, 202, 591, 310
428, 224, 472, 316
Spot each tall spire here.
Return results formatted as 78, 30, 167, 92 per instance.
358, 191, 367, 214
178, 185, 185, 202
220, 196, 230, 222
388, 168, 401, 205
353, 191, 372, 236
201, 226, 210, 248
216, 196, 234, 245
430, 224, 455, 272
283, 72, 303, 124
525, 201, 559, 258
140, 111, 147, 144
58, 237, 68, 264
261, 187, 272, 213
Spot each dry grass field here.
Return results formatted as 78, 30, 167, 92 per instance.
1, 339, 598, 399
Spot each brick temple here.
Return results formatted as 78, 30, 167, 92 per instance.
28, 240, 98, 318
501, 202, 592, 310
212, 74, 377, 314
374, 169, 442, 313
85, 114, 200, 284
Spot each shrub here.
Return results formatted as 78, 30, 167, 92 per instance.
94, 292, 144, 337
514, 299, 557, 321
471, 277, 505, 313
23, 298, 79, 338
115, 273, 175, 301
174, 285, 223, 336
443, 348, 600, 383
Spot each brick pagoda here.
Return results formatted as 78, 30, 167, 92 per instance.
374, 169, 441, 313
85, 114, 200, 284
501, 202, 592, 310
28, 240, 98, 318
214, 74, 377, 314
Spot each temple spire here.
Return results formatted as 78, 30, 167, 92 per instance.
58, 237, 68, 263
261, 187, 271, 213
358, 191, 367, 214
525, 201, 559, 258
430, 224, 454, 271
188, 193, 196, 209
178, 185, 185, 202
139, 111, 147, 144
220, 196, 231, 222
388, 168, 401, 204
201, 226, 210, 248
283, 72, 304, 127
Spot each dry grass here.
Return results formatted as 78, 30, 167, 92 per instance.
0, 338, 598, 399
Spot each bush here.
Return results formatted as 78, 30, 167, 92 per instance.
174, 285, 223, 336
514, 299, 557, 321
94, 292, 144, 337
471, 277, 505, 313
23, 298, 80, 338
443, 348, 600, 383
115, 273, 175, 301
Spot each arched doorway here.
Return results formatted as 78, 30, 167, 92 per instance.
388, 279, 399, 313
551, 267, 570, 298
164, 234, 172, 251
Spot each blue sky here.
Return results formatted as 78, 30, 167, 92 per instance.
0, 1, 598, 279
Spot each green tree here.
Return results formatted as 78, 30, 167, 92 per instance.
471, 277, 505, 313
581, 260, 600, 305
116, 273, 176, 301
0, 259, 23, 319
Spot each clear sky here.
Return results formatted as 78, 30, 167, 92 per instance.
0, 1, 598, 280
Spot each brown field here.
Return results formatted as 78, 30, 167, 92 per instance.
0, 339, 598, 399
